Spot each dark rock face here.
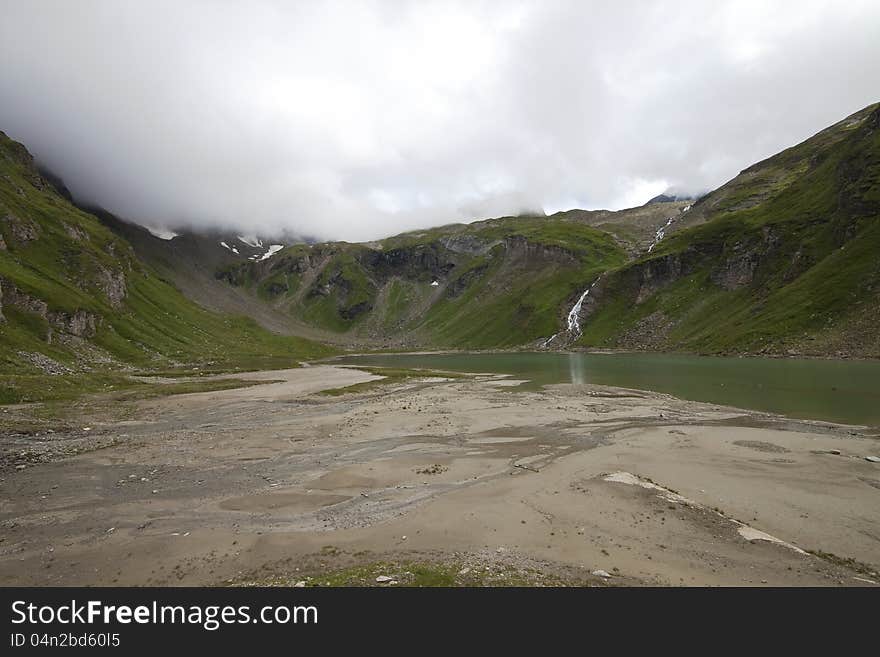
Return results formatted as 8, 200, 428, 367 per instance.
645, 192, 696, 205
634, 253, 687, 303
358, 245, 456, 282
447, 263, 489, 298
502, 235, 577, 264
306, 267, 374, 320
710, 244, 759, 290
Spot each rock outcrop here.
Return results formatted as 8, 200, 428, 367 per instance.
95, 266, 127, 308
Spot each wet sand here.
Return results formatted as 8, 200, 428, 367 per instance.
1, 365, 879, 586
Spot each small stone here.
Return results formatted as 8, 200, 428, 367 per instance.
15, 465, 26, 471
375, 575, 394, 583
458, 567, 471, 575
151, 489, 159, 494
828, 449, 842, 455
591, 569, 612, 578
865, 456, 880, 463
294, 581, 306, 588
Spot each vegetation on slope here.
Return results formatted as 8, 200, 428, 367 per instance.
218, 214, 627, 349
0, 130, 334, 399
7, 101, 877, 362
579, 102, 880, 357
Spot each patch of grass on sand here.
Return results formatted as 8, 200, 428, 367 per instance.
807, 550, 879, 577
106, 377, 271, 401
0, 375, 273, 434
317, 366, 470, 396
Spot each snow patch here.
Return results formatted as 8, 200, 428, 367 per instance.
430, 280, 439, 287
145, 226, 178, 240
257, 244, 284, 261
237, 235, 263, 248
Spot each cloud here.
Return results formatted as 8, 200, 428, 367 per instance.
1, 0, 878, 241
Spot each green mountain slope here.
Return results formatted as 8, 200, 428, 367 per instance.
7, 101, 876, 363
113, 200, 687, 350
169, 104, 880, 356
577, 102, 880, 357
0, 131, 333, 385
212, 213, 628, 349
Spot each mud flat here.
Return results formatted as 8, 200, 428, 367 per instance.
1, 365, 879, 586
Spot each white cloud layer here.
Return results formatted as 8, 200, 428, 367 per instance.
1, 0, 878, 240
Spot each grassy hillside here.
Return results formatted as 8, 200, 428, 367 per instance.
214, 213, 627, 349
0, 130, 333, 397
578, 102, 880, 357
17, 101, 877, 359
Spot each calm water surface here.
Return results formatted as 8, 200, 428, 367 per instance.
335, 352, 880, 427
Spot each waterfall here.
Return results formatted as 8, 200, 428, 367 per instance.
647, 204, 691, 253
566, 277, 601, 337
538, 276, 601, 348
647, 217, 675, 253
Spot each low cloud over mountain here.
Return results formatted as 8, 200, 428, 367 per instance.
2, 1, 879, 240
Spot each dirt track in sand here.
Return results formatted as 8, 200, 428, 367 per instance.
1, 365, 879, 586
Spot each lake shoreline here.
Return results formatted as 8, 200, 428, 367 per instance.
330, 351, 880, 428
329, 347, 880, 363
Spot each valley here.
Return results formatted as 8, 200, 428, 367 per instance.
1, 102, 879, 587
78, 104, 880, 358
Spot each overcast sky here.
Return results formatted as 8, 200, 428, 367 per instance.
1, 1, 879, 241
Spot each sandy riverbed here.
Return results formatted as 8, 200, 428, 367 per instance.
1, 365, 879, 586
